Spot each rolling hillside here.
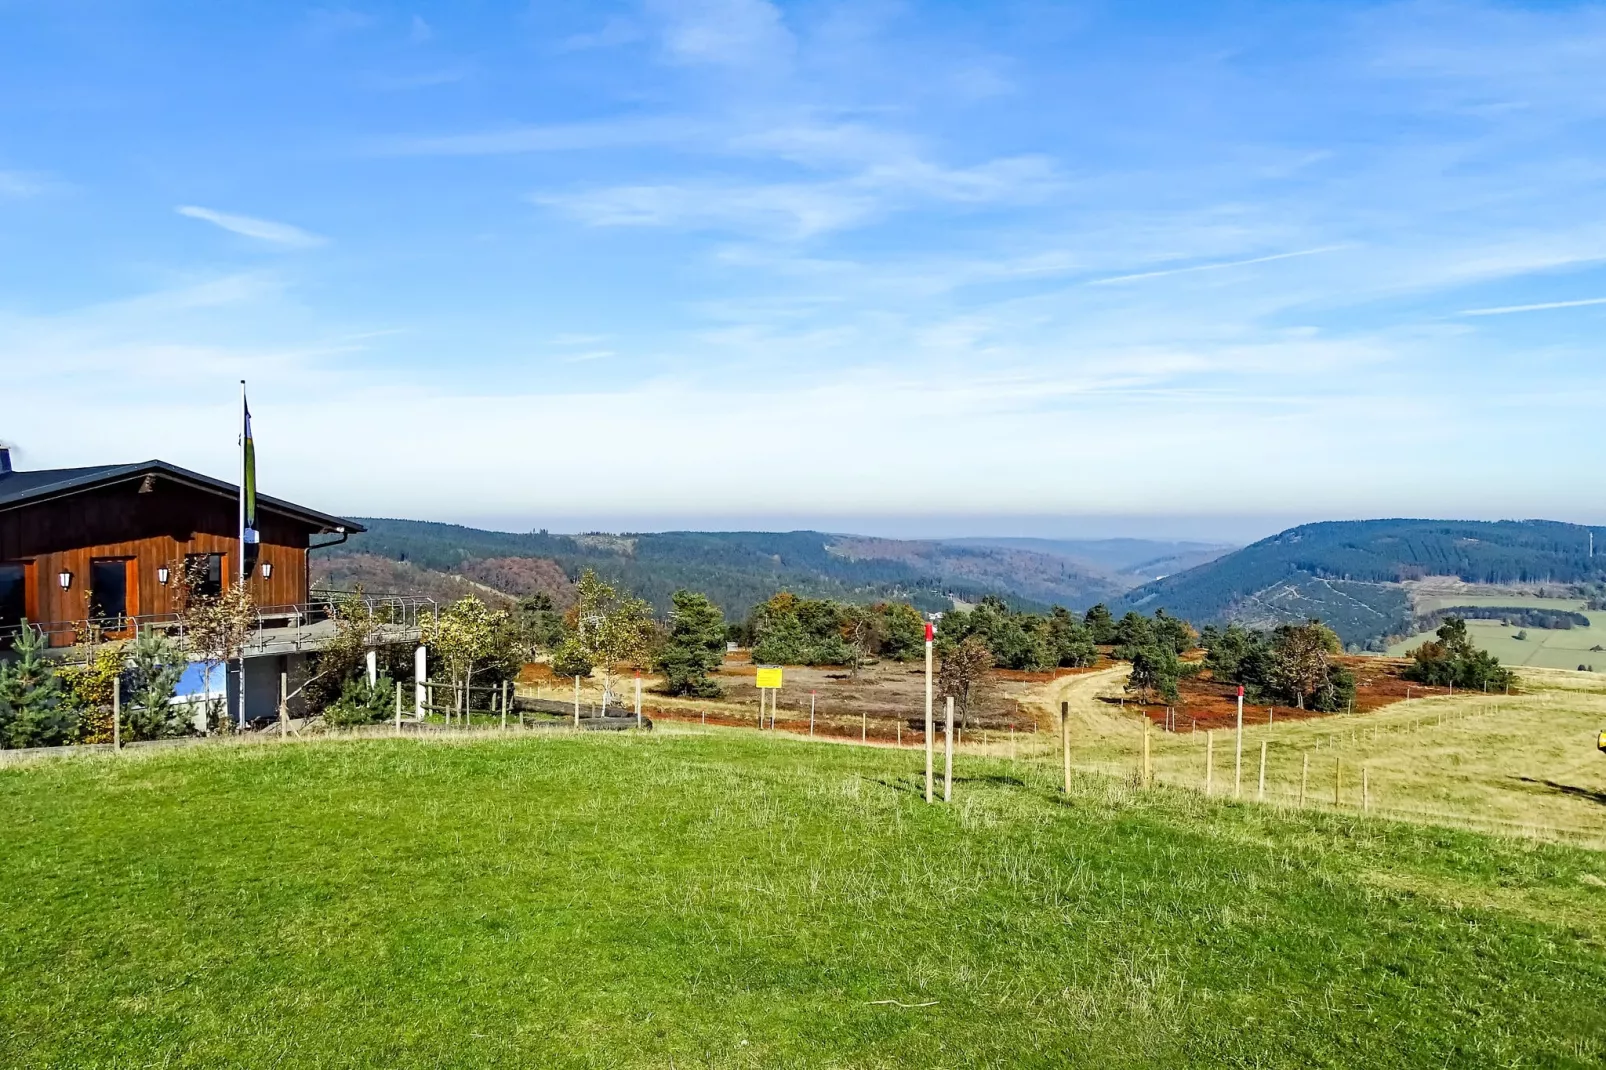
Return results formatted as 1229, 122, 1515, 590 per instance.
313, 520, 1130, 618
1117, 519, 1606, 647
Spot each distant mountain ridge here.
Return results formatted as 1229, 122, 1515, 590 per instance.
315, 519, 1136, 618
943, 537, 1235, 583
1116, 518, 1606, 647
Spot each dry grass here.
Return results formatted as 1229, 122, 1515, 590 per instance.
1010, 665, 1606, 849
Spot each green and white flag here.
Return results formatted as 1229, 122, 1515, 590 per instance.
241, 386, 260, 577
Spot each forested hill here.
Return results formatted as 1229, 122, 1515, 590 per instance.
1116, 518, 1606, 647
315, 519, 1129, 617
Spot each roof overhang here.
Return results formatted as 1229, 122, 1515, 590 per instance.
0, 460, 364, 534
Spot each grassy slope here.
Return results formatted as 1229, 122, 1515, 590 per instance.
1037, 666, 1606, 845
3, 732, 1605, 1067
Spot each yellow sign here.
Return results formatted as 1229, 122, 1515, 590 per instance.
756, 666, 783, 689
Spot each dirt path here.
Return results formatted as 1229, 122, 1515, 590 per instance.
1020, 665, 1137, 738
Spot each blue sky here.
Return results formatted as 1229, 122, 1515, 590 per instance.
3, 1, 1605, 541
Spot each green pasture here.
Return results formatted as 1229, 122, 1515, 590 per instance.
1391, 609, 1606, 670
3, 730, 1605, 1067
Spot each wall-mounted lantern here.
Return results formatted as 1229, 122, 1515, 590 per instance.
58, 570, 72, 590
157, 566, 170, 585
261, 562, 273, 579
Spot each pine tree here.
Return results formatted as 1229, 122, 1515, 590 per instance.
0, 622, 71, 748
655, 590, 726, 697
124, 628, 190, 741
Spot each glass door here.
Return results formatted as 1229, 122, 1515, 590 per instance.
89, 558, 134, 636
0, 563, 27, 647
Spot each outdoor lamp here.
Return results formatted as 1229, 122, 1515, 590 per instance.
157, 566, 170, 585
261, 562, 273, 578
58, 570, 72, 589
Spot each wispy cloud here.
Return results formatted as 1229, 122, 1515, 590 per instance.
1460, 296, 1606, 316
0, 170, 49, 197
305, 7, 374, 44
562, 16, 642, 52
175, 206, 326, 248
373, 116, 699, 156
648, 0, 793, 69
538, 155, 1057, 239
1089, 246, 1350, 286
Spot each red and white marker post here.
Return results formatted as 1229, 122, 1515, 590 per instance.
1235, 684, 1245, 797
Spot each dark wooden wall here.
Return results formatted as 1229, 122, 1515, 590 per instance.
0, 476, 329, 635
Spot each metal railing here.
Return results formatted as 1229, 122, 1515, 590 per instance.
2, 592, 439, 655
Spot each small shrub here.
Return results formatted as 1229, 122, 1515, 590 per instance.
324, 675, 398, 728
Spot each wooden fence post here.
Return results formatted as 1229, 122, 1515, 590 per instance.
395, 678, 403, 736
1235, 691, 1244, 798
1205, 730, 1214, 795
1300, 752, 1309, 807
1257, 740, 1267, 802
1362, 766, 1370, 812
809, 691, 815, 737
1061, 700, 1071, 795
280, 670, 288, 738
862, 709, 867, 743
573, 676, 580, 729
635, 673, 642, 730
944, 696, 954, 803
112, 676, 121, 751
1334, 756, 1342, 806
1141, 719, 1151, 787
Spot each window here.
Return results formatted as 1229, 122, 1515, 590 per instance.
89, 559, 132, 623
185, 553, 225, 598
0, 563, 26, 636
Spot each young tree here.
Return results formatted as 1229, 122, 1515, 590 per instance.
840, 604, 875, 677
549, 636, 595, 680
171, 557, 256, 731
655, 590, 727, 697
1084, 603, 1117, 645
1112, 611, 1156, 655
938, 636, 994, 728
57, 641, 126, 743
1126, 644, 1181, 704
422, 597, 511, 720
566, 570, 655, 710
0, 622, 69, 748
123, 628, 190, 740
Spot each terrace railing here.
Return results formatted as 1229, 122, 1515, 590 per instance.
3, 592, 440, 655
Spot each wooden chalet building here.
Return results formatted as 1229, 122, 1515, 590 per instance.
0, 446, 388, 722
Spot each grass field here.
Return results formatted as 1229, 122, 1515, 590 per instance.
3, 728, 1606, 1067
1034, 666, 1606, 847
1389, 592, 1606, 671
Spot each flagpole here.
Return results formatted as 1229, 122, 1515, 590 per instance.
239, 380, 247, 590
237, 380, 246, 729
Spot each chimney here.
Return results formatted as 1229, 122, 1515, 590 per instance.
0, 447, 10, 476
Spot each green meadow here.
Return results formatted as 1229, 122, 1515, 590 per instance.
2, 730, 1604, 1068
1391, 601, 1606, 670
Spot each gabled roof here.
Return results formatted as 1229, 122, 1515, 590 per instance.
0, 459, 364, 534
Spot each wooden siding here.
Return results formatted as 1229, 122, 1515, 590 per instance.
0, 475, 331, 636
